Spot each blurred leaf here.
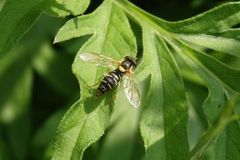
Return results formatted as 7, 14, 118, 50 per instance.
0, 0, 40, 57
0, 46, 32, 124
0, 45, 33, 160
33, 42, 78, 97
0, 0, 5, 11
191, 0, 208, 8
0, 138, 8, 160
33, 109, 65, 160
0, 0, 89, 58
6, 113, 31, 160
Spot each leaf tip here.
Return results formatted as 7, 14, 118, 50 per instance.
53, 37, 59, 44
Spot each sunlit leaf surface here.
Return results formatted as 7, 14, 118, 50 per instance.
1, 0, 239, 159
52, 0, 240, 159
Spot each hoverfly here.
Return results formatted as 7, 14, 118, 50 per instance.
79, 52, 140, 108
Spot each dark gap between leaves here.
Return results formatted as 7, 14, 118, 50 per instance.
84, 0, 104, 14
231, 23, 240, 29
53, 35, 92, 56
128, 17, 143, 66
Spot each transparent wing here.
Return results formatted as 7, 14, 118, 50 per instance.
79, 52, 118, 69
123, 75, 140, 108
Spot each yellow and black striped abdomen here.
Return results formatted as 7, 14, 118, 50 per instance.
96, 69, 124, 96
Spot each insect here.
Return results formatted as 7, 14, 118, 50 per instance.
79, 52, 140, 108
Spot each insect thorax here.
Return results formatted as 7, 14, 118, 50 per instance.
119, 56, 137, 72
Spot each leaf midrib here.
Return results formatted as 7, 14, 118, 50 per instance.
93, 0, 113, 84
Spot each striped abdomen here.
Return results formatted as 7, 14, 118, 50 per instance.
96, 69, 124, 96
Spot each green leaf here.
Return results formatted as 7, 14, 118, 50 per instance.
52, 0, 240, 159
225, 121, 240, 159
167, 2, 240, 33
33, 42, 78, 97
54, 2, 137, 59
115, 0, 240, 158
139, 28, 189, 160
6, 113, 31, 160
97, 89, 140, 160
184, 46, 240, 93
0, 0, 40, 57
0, 138, 9, 160
42, 0, 90, 17
175, 42, 240, 158
0, 46, 32, 124
0, 45, 33, 160
0, 0, 5, 11
33, 109, 66, 160
185, 82, 207, 148
174, 46, 226, 124
217, 29, 240, 41
0, 0, 89, 57
51, 1, 137, 159
213, 121, 240, 160
51, 100, 111, 160
178, 34, 240, 58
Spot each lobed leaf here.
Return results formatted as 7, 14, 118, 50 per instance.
173, 48, 225, 125
185, 46, 240, 93
52, 0, 240, 159
51, 100, 111, 160
140, 28, 189, 160
167, 2, 240, 33
51, 0, 137, 159
178, 34, 240, 58
42, 0, 90, 17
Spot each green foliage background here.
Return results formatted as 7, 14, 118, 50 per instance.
0, 0, 240, 160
